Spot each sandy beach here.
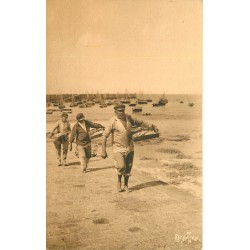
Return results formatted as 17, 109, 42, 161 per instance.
46, 95, 202, 249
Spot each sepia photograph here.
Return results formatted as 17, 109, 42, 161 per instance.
46, 0, 202, 249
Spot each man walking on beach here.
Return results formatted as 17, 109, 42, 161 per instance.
101, 104, 159, 192
69, 113, 105, 173
50, 112, 71, 166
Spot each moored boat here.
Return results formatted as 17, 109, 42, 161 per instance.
132, 106, 142, 112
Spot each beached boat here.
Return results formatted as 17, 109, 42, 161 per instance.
58, 104, 65, 109
61, 108, 72, 113
99, 104, 107, 108
89, 128, 104, 139
132, 106, 142, 112
70, 102, 78, 107
106, 100, 114, 106
47, 109, 61, 112
142, 112, 151, 116
120, 99, 131, 104
85, 102, 93, 107
152, 103, 159, 107
137, 99, 148, 104
129, 102, 136, 107
131, 127, 159, 142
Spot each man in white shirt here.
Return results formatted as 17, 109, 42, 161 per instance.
101, 104, 158, 192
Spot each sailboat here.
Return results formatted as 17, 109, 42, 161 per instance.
99, 93, 107, 108
152, 93, 168, 107
58, 94, 65, 109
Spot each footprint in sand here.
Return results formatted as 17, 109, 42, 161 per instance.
93, 218, 109, 224
128, 227, 142, 232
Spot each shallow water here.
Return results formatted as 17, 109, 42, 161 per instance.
46, 94, 202, 132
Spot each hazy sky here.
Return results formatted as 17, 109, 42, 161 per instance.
47, 0, 202, 94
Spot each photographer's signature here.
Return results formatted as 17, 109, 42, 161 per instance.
175, 232, 199, 244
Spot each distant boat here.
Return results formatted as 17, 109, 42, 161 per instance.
142, 112, 151, 116
70, 102, 78, 107
106, 100, 114, 106
146, 99, 152, 102
152, 103, 159, 107
152, 94, 168, 107
129, 102, 136, 107
137, 99, 148, 104
120, 99, 131, 104
180, 101, 184, 104
188, 102, 194, 107
46, 110, 53, 114
79, 104, 86, 108
132, 106, 142, 112
61, 108, 72, 113
85, 102, 93, 107
99, 104, 107, 108
158, 98, 168, 106
58, 104, 65, 109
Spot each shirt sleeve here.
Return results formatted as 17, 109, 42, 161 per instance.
102, 118, 114, 138
67, 121, 71, 133
51, 121, 59, 133
129, 116, 152, 129
69, 124, 76, 143
87, 120, 104, 129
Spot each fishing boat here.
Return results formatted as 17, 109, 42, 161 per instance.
85, 102, 93, 107
61, 108, 72, 113
69, 102, 78, 107
131, 127, 159, 142
137, 99, 148, 104
142, 112, 151, 116
79, 104, 86, 108
129, 102, 136, 107
99, 103, 107, 108
152, 103, 159, 107
132, 106, 142, 112
58, 104, 65, 109
89, 128, 104, 139
158, 97, 168, 106
152, 94, 168, 107
106, 100, 114, 106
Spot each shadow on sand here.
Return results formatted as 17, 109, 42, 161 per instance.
67, 161, 80, 166
89, 166, 114, 172
131, 180, 168, 191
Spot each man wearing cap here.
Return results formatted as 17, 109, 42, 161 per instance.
101, 104, 159, 192
50, 112, 71, 166
69, 113, 105, 173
